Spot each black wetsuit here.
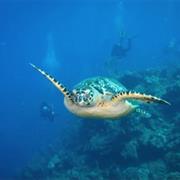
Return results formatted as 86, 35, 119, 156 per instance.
111, 38, 131, 59
40, 102, 55, 122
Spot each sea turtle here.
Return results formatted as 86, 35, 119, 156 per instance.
30, 63, 170, 119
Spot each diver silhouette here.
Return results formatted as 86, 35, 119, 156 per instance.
111, 32, 133, 60
104, 31, 136, 77
40, 102, 56, 122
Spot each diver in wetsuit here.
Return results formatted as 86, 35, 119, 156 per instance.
105, 31, 134, 77
40, 102, 55, 122
111, 33, 132, 60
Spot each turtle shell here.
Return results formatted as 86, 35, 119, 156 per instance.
71, 77, 127, 107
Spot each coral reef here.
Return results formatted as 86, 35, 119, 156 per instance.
19, 66, 180, 180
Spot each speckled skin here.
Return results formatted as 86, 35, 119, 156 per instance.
64, 77, 135, 119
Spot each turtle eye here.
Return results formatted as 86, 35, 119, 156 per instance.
73, 89, 95, 106
83, 96, 87, 102
79, 96, 82, 102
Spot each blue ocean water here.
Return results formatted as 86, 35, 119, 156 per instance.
0, 0, 180, 179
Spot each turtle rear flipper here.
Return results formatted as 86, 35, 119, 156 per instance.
29, 63, 73, 102
111, 91, 170, 105
135, 108, 152, 118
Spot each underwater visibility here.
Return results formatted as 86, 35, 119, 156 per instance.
0, 0, 180, 179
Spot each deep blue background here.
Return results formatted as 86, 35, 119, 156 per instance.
0, 0, 180, 178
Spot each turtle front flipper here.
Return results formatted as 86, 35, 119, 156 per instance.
29, 63, 73, 102
111, 91, 170, 105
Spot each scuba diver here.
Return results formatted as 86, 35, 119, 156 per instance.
111, 31, 133, 60
164, 37, 180, 57
40, 102, 56, 122
104, 31, 135, 77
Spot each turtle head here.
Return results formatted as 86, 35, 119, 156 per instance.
72, 88, 99, 107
